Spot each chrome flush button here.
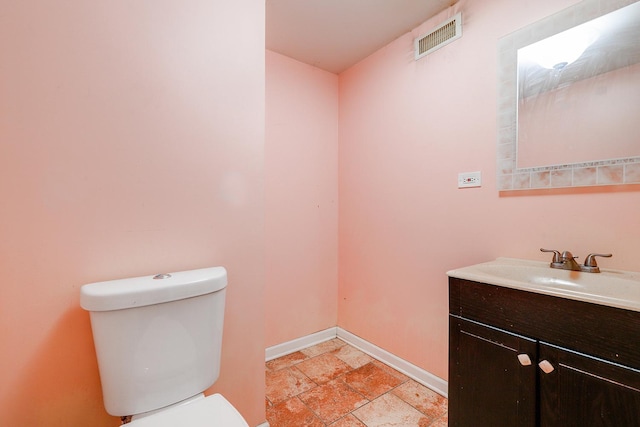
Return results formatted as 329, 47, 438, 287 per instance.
153, 273, 172, 280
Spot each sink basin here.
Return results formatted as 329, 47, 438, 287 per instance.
447, 257, 640, 312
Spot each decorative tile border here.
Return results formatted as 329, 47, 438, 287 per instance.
499, 157, 640, 190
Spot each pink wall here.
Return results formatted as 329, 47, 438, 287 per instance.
265, 50, 339, 347
0, 1, 266, 425
338, 0, 640, 382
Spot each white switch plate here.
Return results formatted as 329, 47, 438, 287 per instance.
458, 171, 482, 188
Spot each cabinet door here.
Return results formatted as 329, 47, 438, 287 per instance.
539, 342, 640, 427
449, 316, 537, 427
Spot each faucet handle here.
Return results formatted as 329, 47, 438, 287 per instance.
540, 248, 562, 266
583, 253, 612, 273
584, 253, 612, 266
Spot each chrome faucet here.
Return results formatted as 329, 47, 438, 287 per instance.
540, 248, 612, 273
558, 251, 582, 271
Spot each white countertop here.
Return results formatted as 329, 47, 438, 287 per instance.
447, 257, 640, 312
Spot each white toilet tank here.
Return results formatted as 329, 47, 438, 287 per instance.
80, 267, 227, 417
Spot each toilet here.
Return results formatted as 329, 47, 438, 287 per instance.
80, 266, 249, 426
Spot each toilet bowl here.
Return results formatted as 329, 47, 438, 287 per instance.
127, 394, 248, 427
80, 267, 249, 426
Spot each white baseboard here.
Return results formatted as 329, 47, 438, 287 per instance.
265, 327, 337, 361
255, 422, 270, 427
264, 327, 448, 398
336, 328, 448, 398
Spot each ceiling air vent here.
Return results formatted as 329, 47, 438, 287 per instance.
414, 12, 462, 60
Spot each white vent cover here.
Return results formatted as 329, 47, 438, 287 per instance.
414, 12, 462, 60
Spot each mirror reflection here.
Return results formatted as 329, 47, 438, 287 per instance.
517, 2, 640, 169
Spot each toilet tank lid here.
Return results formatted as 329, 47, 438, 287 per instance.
80, 266, 227, 312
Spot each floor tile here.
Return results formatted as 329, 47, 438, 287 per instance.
266, 397, 324, 427
342, 362, 405, 400
370, 360, 410, 382
266, 351, 308, 371
265, 341, 448, 427
299, 379, 369, 424
300, 338, 347, 358
352, 393, 432, 427
328, 414, 367, 427
265, 366, 317, 404
296, 352, 353, 383
391, 380, 447, 421
430, 412, 448, 427
332, 344, 374, 369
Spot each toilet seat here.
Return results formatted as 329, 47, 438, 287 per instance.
127, 394, 249, 427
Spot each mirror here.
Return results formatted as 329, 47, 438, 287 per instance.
497, 0, 640, 190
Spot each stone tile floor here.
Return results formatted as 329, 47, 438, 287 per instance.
265, 339, 448, 426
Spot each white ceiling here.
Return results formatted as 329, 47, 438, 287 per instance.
266, 0, 454, 74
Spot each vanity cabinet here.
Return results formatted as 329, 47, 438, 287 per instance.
449, 277, 640, 427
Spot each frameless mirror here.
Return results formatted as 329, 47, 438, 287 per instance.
497, 0, 640, 190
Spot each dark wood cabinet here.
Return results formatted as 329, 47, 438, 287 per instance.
449, 317, 537, 426
449, 277, 640, 427
539, 343, 640, 427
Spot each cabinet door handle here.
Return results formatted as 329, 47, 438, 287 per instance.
538, 360, 555, 374
517, 354, 532, 366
